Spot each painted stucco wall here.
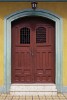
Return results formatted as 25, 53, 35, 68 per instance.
0, 2, 67, 86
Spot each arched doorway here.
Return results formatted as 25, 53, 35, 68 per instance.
4, 9, 62, 92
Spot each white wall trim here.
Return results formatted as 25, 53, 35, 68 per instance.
3, 9, 63, 93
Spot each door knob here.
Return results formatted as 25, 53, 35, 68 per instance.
30, 51, 34, 56
31, 52, 34, 56
29, 48, 34, 56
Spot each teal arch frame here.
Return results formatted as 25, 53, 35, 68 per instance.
3, 9, 62, 93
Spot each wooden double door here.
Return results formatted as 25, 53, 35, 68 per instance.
11, 17, 55, 83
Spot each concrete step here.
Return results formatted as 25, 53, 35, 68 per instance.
10, 91, 57, 96
10, 84, 57, 96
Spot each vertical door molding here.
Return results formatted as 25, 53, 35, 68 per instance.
4, 9, 62, 92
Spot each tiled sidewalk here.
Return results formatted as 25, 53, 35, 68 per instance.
0, 93, 67, 100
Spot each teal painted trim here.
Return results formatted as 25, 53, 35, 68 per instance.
55, 19, 63, 92
0, 0, 67, 2
3, 9, 63, 93
4, 19, 11, 93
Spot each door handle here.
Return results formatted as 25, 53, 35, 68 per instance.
29, 48, 34, 56
30, 51, 34, 56
31, 52, 34, 56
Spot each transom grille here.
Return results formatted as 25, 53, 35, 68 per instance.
36, 27, 46, 43
20, 27, 30, 44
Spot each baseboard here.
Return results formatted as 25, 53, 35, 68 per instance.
0, 85, 6, 93
61, 86, 67, 93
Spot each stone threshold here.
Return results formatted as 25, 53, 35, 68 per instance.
10, 83, 57, 96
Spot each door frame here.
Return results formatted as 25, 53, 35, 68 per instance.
4, 9, 63, 92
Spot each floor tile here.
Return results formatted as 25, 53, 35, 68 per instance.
46, 98, 53, 100
0, 93, 67, 100
52, 98, 61, 100
39, 96, 46, 99
19, 99, 25, 100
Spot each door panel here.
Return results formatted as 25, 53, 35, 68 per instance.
11, 24, 34, 83
11, 17, 55, 83
34, 24, 55, 83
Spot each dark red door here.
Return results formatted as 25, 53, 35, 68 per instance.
11, 17, 55, 83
